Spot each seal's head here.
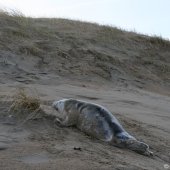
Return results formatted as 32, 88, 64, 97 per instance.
52, 99, 68, 113
125, 140, 153, 156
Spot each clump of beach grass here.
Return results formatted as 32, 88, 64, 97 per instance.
9, 88, 42, 123
10, 88, 40, 112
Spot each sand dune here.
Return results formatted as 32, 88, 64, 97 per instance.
0, 11, 170, 170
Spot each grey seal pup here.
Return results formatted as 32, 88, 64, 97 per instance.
52, 99, 153, 156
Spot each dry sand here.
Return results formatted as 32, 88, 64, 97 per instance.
0, 82, 170, 170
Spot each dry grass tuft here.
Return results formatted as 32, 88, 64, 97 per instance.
148, 35, 170, 47
19, 45, 43, 56
10, 88, 40, 113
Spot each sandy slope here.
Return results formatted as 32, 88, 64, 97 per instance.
0, 82, 170, 170
0, 12, 170, 170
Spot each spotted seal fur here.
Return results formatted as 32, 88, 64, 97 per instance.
52, 99, 153, 156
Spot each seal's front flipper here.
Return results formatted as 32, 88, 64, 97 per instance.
54, 116, 73, 127
54, 117, 65, 127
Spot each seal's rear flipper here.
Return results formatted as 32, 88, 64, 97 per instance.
143, 148, 153, 157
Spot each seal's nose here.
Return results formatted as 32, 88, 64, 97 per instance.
52, 101, 58, 110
